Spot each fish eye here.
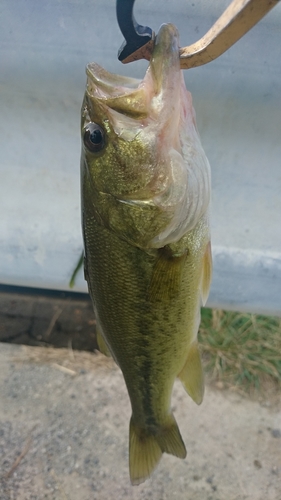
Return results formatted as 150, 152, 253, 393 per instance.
83, 122, 105, 153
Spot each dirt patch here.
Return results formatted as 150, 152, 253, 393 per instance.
0, 291, 280, 498
0, 343, 280, 500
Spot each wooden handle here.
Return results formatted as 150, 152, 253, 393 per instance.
179, 0, 280, 69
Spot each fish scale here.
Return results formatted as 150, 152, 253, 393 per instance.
83, 201, 208, 415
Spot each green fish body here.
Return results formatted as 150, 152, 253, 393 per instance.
81, 24, 212, 485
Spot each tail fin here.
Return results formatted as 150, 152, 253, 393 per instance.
129, 415, 186, 485
129, 419, 162, 486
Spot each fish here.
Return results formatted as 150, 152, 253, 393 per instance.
80, 23, 212, 485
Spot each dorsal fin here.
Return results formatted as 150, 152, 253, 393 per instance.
96, 323, 112, 358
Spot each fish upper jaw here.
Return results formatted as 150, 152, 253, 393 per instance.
85, 24, 181, 123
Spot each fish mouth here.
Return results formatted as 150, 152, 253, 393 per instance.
85, 23, 181, 120
150, 23, 180, 95
85, 63, 149, 119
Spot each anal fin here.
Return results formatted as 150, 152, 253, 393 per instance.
200, 241, 212, 306
178, 341, 204, 405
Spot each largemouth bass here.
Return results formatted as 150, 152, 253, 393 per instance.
81, 23, 212, 485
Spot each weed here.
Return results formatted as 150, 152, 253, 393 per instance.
199, 309, 281, 394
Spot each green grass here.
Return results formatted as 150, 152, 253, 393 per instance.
198, 308, 281, 393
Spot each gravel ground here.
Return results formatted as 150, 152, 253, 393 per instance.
0, 343, 280, 500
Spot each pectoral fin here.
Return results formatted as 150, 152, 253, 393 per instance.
200, 241, 212, 306
178, 341, 204, 405
148, 247, 188, 302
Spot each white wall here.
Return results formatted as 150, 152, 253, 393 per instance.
0, 0, 280, 314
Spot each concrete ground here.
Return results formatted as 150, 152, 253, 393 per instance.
0, 343, 280, 500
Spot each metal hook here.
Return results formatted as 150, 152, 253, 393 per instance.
116, 0, 155, 63
116, 0, 280, 69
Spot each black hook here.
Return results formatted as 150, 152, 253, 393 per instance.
116, 0, 154, 63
